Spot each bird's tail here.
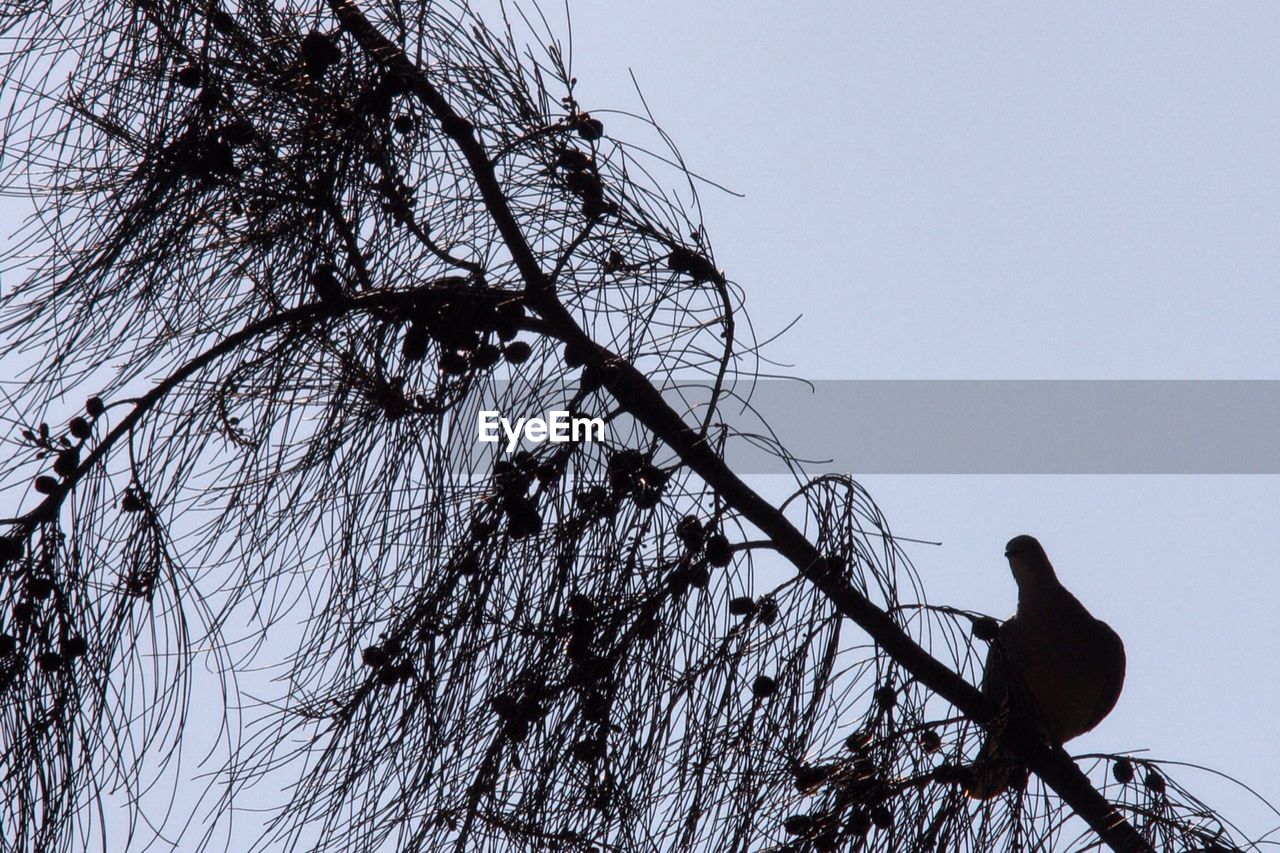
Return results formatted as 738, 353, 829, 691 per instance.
963, 739, 1020, 800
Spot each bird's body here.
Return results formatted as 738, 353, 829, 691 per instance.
966, 535, 1126, 799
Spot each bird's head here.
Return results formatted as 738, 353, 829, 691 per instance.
1005, 534, 1056, 589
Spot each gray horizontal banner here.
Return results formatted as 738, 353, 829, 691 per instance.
689, 380, 1280, 474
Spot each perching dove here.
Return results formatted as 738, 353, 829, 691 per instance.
966, 534, 1126, 799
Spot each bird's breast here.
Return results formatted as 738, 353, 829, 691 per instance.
1000, 614, 1125, 743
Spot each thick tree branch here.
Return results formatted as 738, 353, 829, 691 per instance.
328, 2, 1152, 849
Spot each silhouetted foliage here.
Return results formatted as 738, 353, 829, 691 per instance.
0, 1, 1271, 851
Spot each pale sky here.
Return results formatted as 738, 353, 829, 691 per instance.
560, 0, 1280, 840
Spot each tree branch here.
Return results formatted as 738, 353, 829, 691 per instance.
327, 1, 1152, 850
6, 281, 526, 529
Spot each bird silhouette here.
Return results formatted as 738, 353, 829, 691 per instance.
966, 534, 1126, 799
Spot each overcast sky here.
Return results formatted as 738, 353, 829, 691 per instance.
560, 0, 1280, 839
